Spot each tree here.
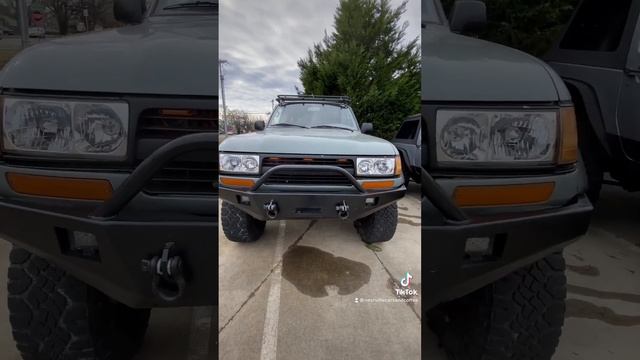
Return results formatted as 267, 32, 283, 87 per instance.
441, 0, 578, 56
298, 0, 420, 140
43, 0, 72, 34
42, 0, 115, 34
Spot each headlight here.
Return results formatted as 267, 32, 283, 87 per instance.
1, 97, 128, 159
356, 157, 395, 176
219, 153, 260, 174
436, 110, 557, 164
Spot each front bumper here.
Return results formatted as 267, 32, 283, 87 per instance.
421, 170, 593, 311
0, 133, 218, 308
220, 165, 406, 221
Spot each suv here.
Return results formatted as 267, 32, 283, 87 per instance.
423, 1, 592, 359
545, 0, 640, 202
392, 114, 422, 185
0, 1, 217, 359
219, 95, 405, 244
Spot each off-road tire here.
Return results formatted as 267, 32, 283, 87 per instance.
7, 247, 150, 360
428, 253, 567, 360
221, 201, 266, 242
354, 203, 398, 243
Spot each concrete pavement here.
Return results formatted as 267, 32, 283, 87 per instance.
218, 183, 422, 360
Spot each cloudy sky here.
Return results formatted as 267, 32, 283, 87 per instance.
219, 0, 420, 114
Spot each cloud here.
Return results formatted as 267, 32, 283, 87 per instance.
219, 0, 420, 114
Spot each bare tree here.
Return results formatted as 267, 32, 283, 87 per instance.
43, 0, 73, 34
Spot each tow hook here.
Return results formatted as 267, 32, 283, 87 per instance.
141, 242, 186, 302
336, 201, 350, 219
264, 200, 279, 219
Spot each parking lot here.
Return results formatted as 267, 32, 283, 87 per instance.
218, 182, 422, 359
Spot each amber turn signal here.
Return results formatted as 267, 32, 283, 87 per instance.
558, 107, 578, 165
394, 155, 402, 176
362, 180, 395, 191
453, 182, 555, 207
6, 173, 113, 201
219, 176, 256, 189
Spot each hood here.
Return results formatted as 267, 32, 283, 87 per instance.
220, 128, 397, 156
0, 15, 217, 97
422, 26, 560, 102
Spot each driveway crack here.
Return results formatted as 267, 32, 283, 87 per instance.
371, 249, 422, 321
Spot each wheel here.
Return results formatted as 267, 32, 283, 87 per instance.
7, 247, 150, 360
221, 201, 266, 242
428, 253, 567, 360
354, 202, 398, 243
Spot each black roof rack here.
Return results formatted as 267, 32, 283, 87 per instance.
276, 95, 351, 105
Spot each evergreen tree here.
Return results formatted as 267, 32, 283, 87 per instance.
441, 0, 578, 56
298, 0, 420, 140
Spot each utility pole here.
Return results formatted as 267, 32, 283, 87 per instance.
16, 0, 29, 49
219, 60, 229, 134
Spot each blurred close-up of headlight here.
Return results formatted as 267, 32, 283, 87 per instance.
356, 157, 396, 176
436, 110, 557, 164
1, 97, 129, 159
219, 153, 260, 174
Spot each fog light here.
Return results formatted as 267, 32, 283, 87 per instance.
365, 198, 377, 206
239, 195, 250, 205
465, 237, 492, 257
71, 231, 98, 250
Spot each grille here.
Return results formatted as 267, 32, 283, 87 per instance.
138, 109, 218, 139
262, 157, 354, 186
262, 157, 354, 171
137, 108, 218, 196
144, 160, 218, 196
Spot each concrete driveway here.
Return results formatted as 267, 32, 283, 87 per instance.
218, 183, 422, 360
425, 184, 640, 360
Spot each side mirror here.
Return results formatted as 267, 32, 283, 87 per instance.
361, 123, 374, 134
114, 0, 146, 24
449, 0, 486, 34
255, 120, 265, 131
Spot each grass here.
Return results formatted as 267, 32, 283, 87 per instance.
0, 49, 20, 70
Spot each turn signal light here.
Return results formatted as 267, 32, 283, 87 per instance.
453, 182, 555, 207
362, 180, 395, 191
219, 176, 256, 189
6, 173, 113, 201
558, 107, 578, 165
394, 156, 402, 176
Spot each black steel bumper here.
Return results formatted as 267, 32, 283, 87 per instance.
421, 169, 593, 311
0, 133, 217, 308
219, 165, 406, 221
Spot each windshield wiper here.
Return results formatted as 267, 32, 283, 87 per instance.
270, 123, 308, 129
309, 125, 354, 132
163, 1, 218, 10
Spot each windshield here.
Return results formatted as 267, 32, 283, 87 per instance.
268, 103, 359, 131
423, 0, 444, 25
152, 0, 218, 15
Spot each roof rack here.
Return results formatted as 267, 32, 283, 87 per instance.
276, 95, 351, 105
